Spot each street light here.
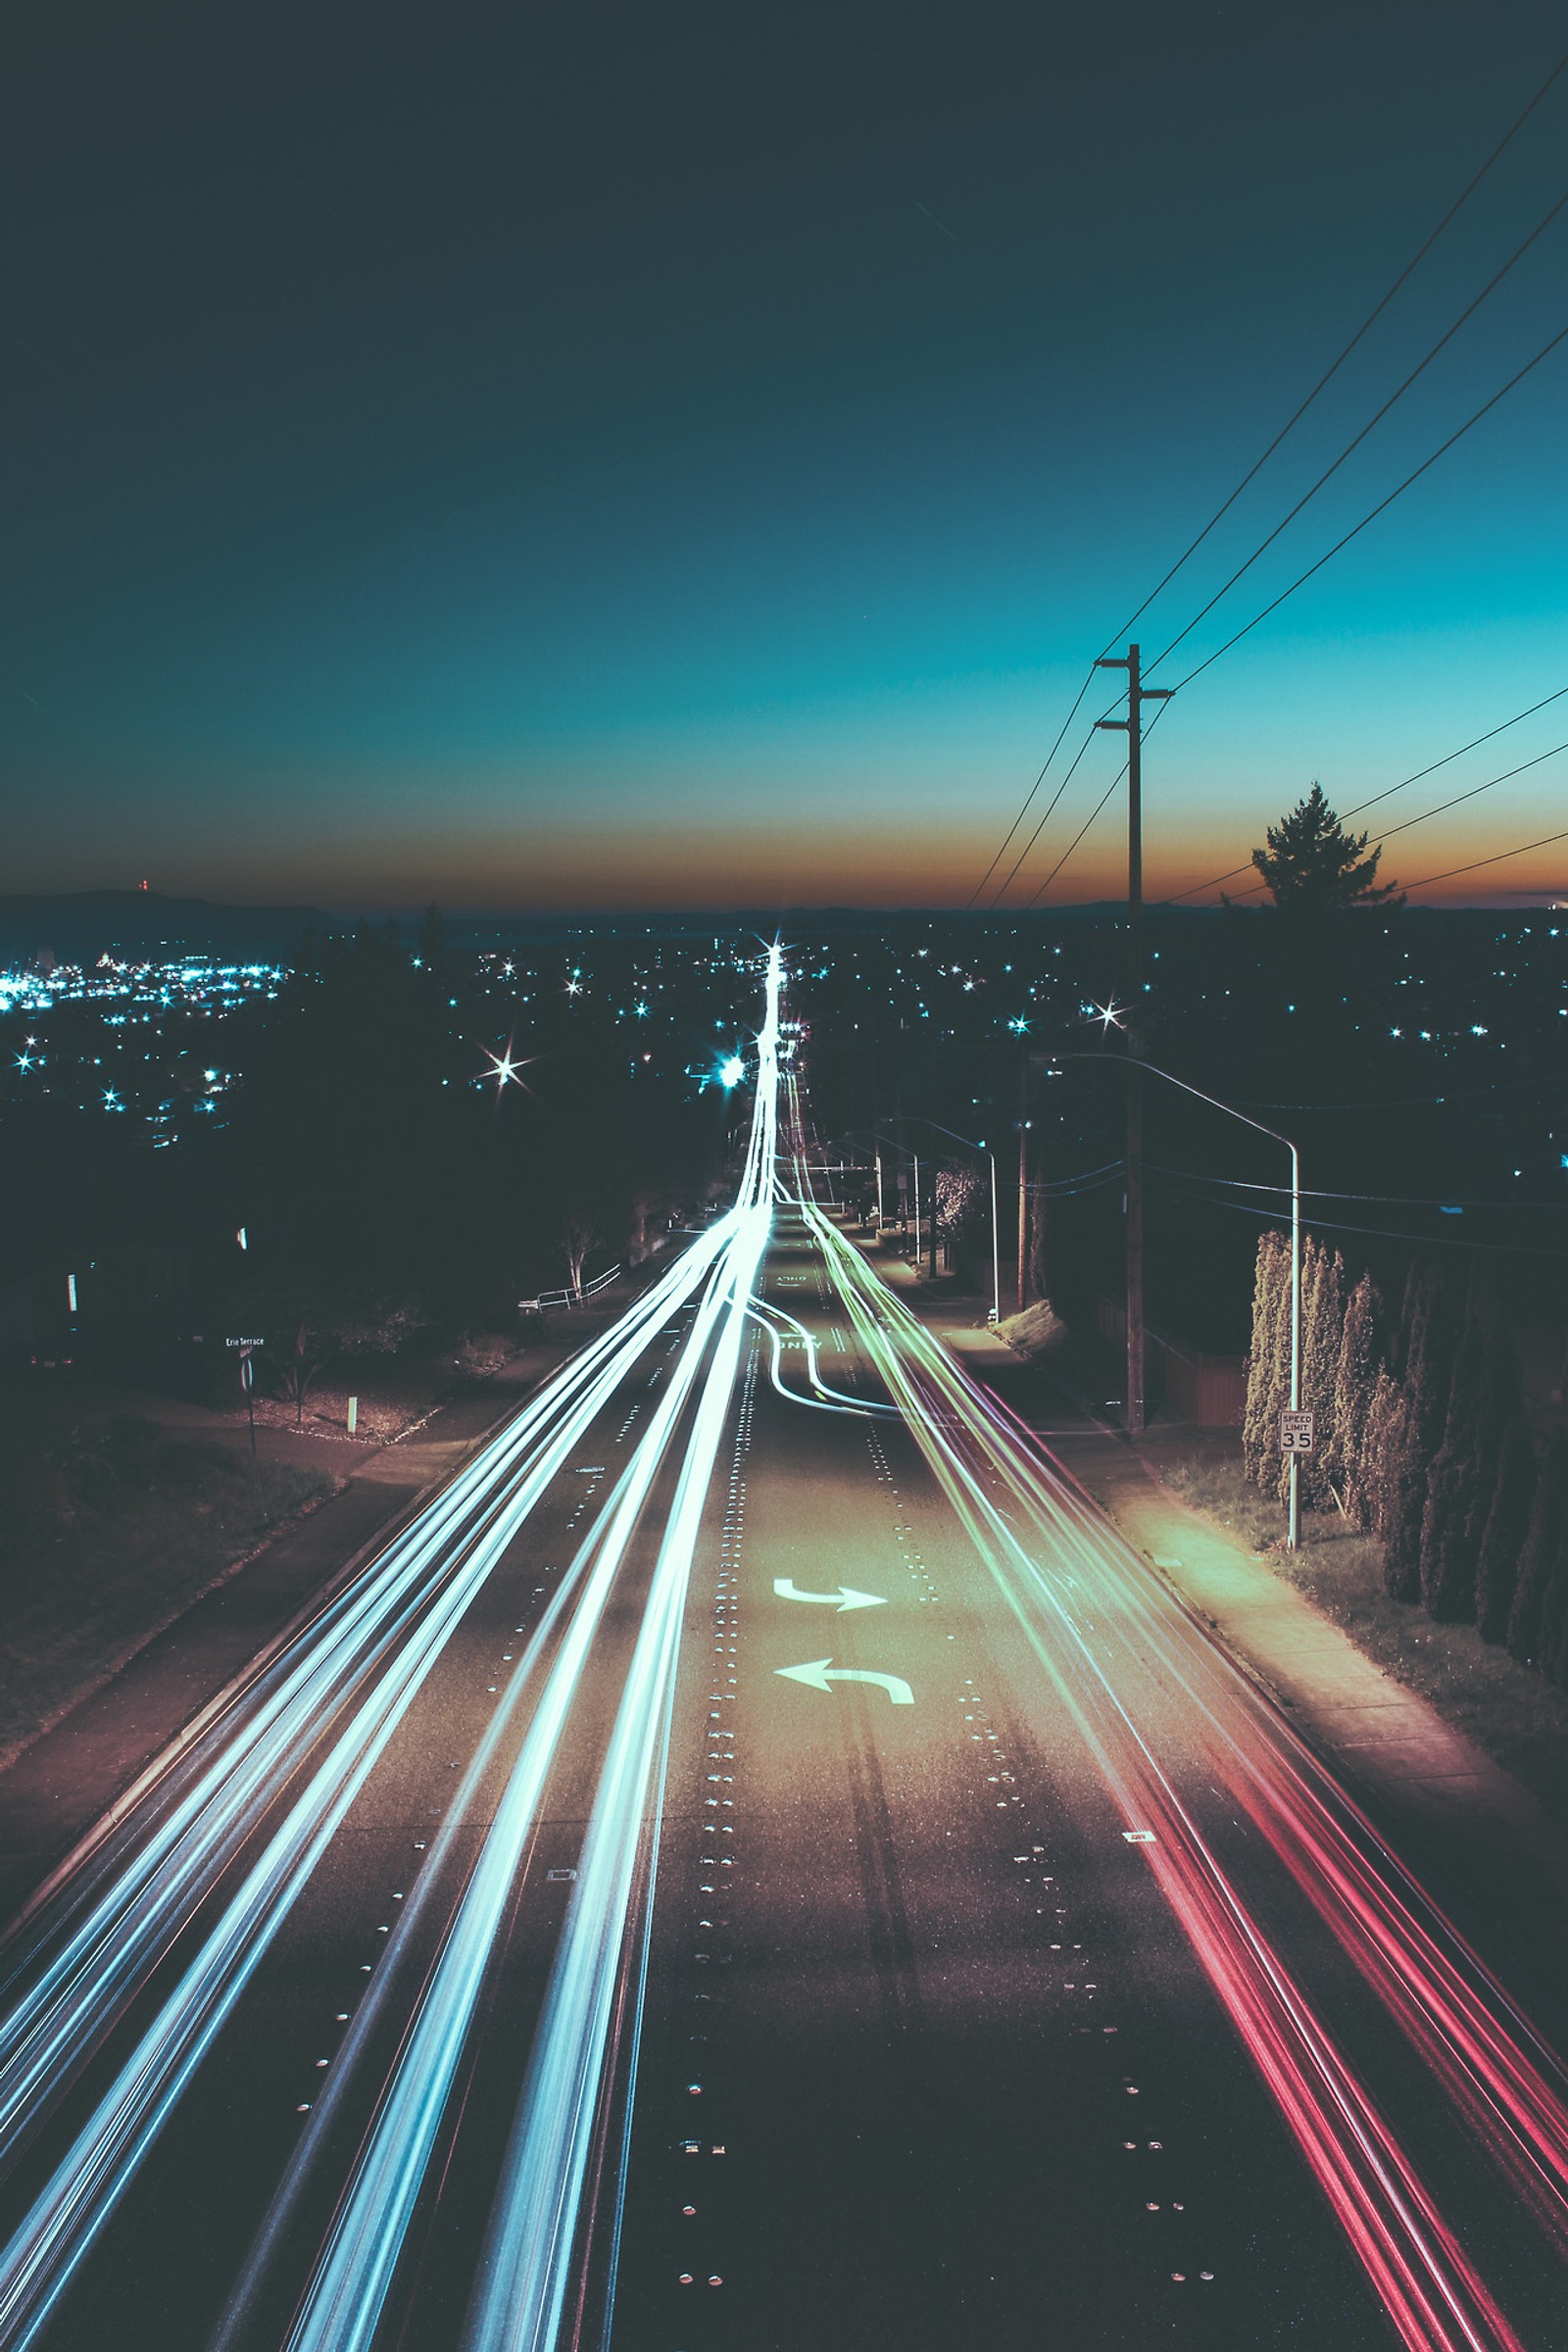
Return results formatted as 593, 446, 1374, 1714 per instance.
871, 1131, 923, 1269
896, 1116, 1001, 1329
1048, 1052, 1301, 1548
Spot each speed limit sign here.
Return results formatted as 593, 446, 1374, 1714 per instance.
1280, 1408, 1315, 1452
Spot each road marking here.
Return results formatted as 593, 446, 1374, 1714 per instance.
772, 1577, 887, 1612
775, 1658, 913, 1705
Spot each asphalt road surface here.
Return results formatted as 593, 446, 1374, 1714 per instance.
2, 958, 1567, 2352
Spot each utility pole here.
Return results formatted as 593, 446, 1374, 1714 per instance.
1017, 1051, 1030, 1314
1096, 642, 1171, 1437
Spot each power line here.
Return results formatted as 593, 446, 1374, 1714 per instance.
1145, 183, 1568, 678
1029, 1157, 1127, 1196
1155, 316, 1568, 701
1402, 826, 1568, 891
1376, 736, 1568, 845
1183, 730, 1568, 906
1017, 697, 1178, 907
1147, 1159, 1568, 1212
1145, 1171, 1568, 1259
1163, 680, 1568, 904
983, 721, 1106, 906
1103, 45, 1568, 656
1342, 685, 1568, 823
965, 47, 1568, 906
1225, 1075, 1553, 1112
966, 669, 1102, 906
1005, 296, 1568, 907
1019, 774, 1122, 908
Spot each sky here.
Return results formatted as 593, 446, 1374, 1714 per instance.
4, 0, 1567, 912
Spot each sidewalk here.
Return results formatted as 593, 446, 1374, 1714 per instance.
858, 1229, 1568, 2039
0, 1287, 642, 1932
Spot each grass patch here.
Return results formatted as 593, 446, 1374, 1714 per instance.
1158, 1451, 1568, 1830
0, 1442, 336, 1763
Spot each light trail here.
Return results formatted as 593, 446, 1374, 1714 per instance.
0, 1231, 725, 2183
788, 1088, 1567, 2351
0, 1149, 751, 2348
464, 946, 781, 2352
214, 945, 783, 2352
745, 1293, 898, 1416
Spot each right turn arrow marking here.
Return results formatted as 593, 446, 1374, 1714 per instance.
772, 1578, 887, 1612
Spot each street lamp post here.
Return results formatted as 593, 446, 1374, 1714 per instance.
892, 1117, 1002, 1329
1049, 1053, 1301, 1547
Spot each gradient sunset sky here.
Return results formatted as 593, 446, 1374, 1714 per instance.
5, 2, 1566, 911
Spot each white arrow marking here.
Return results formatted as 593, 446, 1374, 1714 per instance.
772, 1578, 887, 1613
775, 1658, 913, 1705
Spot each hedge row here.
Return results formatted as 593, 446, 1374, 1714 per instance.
1244, 1236, 1568, 1680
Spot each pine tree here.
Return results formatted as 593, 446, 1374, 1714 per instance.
1476, 1415, 1538, 1643
1243, 1231, 1288, 1485
1381, 1261, 1458, 1604
1250, 783, 1403, 913
1419, 1266, 1512, 1622
1506, 1431, 1568, 1667
1326, 1271, 1384, 1527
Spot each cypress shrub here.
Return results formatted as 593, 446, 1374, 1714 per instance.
1364, 1365, 1411, 1565
1296, 1240, 1346, 1513
1382, 1261, 1458, 1605
1327, 1271, 1384, 1528
1507, 1431, 1568, 1668
1419, 1266, 1513, 1623
1475, 1415, 1539, 1644
1243, 1231, 1288, 1487
1541, 1519, 1568, 1691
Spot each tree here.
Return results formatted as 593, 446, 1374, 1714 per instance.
1508, 1432, 1568, 1668
1363, 1365, 1412, 1561
1381, 1261, 1458, 1602
1250, 784, 1403, 914
1419, 1265, 1517, 1622
559, 1213, 601, 1298
1293, 1237, 1346, 1513
1325, 1271, 1384, 1527
1475, 1415, 1538, 1644
1243, 1231, 1289, 1487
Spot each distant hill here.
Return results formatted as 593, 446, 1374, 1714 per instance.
0, 890, 333, 966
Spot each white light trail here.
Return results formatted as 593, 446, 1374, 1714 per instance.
0, 1203, 744, 2347
464, 946, 781, 2352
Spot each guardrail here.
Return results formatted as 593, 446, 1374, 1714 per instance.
517, 1263, 622, 1314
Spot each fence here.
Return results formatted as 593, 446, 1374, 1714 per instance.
1096, 1296, 1246, 1427
517, 1263, 622, 1314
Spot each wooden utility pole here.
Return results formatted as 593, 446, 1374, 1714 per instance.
1096, 643, 1171, 1436
1016, 1050, 1030, 1313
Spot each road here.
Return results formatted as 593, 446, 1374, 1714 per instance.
2, 952, 1568, 2351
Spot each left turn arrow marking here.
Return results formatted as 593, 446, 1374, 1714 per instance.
775, 1658, 914, 1706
